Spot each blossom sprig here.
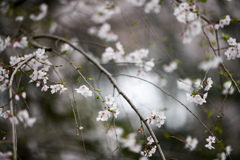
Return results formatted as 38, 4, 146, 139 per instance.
146, 110, 166, 128
96, 94, 120, 121
214, 15, 231, 30
141, 145, 157, 157
0, 36, 11, 52
214, 145, 232, 160
75, 85, 93, 97
224, 37, 240, 60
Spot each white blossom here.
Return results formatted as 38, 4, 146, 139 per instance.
75, 85, 92, 97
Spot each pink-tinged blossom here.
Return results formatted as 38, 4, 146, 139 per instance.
147, 110, 166, 128
41, 85, 49, 92
186, 92, 208, 105
0, 109, 10, 119
29, 3, 48, 21
14, 36, 28, 49
147, 136, 154, 145
75, 85, 92, 97
9, 116, 19, 125
0, 151, 12, 160
185, 136, 198, 151
96, 110, 111, 121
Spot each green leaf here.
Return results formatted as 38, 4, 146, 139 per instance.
76, 66, 82, 70
207, 109, 214, 118
77, 76, 81, 82
205, 51, 211, 61
60, 82, 66, 85
191, 89, 196, 95
204, 130, 209, 133
132, 22, 139, 26
95, 89, 102, 92
200, 39, 206, 47
222, 33, 230, 42
164, 132, 170, 139
199, 0, 207, 2
193, 10, 198, 14
231, 17, 239, 23
87, 77, 94, 80
96, 96, 100, 100
61, 50, 67, 55
158, 0, 163, 5
189, 0, 194, 3
215, 123, 223, 135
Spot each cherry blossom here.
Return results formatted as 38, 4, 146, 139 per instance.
163, 61, 178, 73
17, 110, 36, 128
198, 56, 222, 71
222, 81, 234, 95
185, 136, 198, 151
147, 110, 166, 128
144, 0, 161, 14
205, 136, 216, 150
147, 136, 154, 145
29, 3, 48, 21
96, 110, 111, 121
204, 77, 213, 91
75, 85, 92, 97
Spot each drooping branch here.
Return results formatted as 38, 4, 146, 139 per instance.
28, 34, 166, 160
8, 54, 35, 160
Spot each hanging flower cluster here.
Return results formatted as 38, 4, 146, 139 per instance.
214, 15, 231, 30
224, 37, 240, 60
96, 95, 120, 121
173, 2, 201, 44
205, 136, 216, 150
8, 110, 36, 128
186, 77, 213, 105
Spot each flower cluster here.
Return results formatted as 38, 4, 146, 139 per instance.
121, 132, 142, 153
0, 151, 12, 160
224, 37, 240, 60
29, 3, 48, 21
163, 61, 178, 73
185, 136, 198, 151
126, 0, 161, 14
141, 145, 157, 157
222, 81, 234, 95
88, 23, 118, 42
9, 48, 67, 94
173, 2, 201, 43
182, 77, 213, 105
205, 136, 216, 150
91, 2, 120, 24
101, 42, 155, 72
0, 108, 10, 119
8, 110, 36, 128
146, 110, 166, 128
0, 65, 9, 92
101, 42, 124, 63
96, 95, 120, 121
13, 37, 28, 49
214, 15, 231, 30
75, 85, 93, 97
214, 145, 232, 160
0, 36, 11, 52
198, 56, 222, 71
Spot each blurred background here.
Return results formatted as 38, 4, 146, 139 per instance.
0, 0, 240, 159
